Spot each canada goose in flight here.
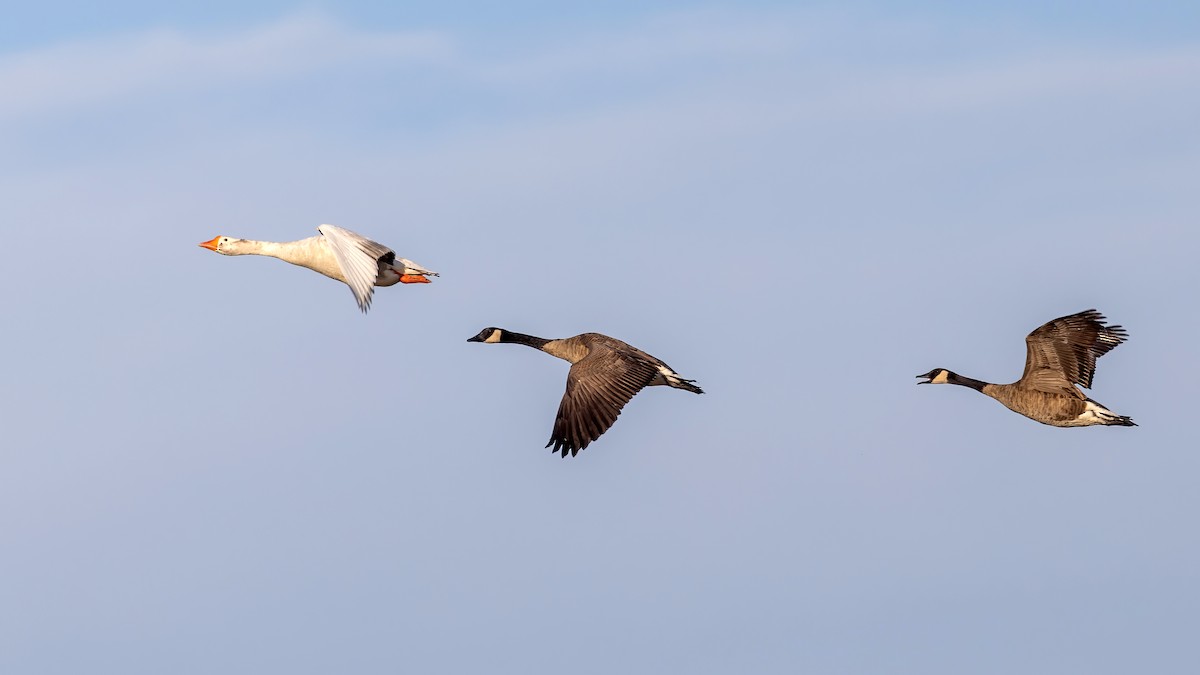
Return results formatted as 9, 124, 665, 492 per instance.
468, 328, 704, 456
918, 309, 1135, 427
199, 224, 437, 313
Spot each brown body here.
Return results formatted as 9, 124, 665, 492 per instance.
983, 383, 1103, 427
918, 310, 1135, 427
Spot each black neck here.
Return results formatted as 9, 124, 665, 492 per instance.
501, 330, 551, 350
949, 373, 988, 392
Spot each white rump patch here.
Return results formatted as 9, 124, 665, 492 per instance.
650, 365, 678, 387
1077, 400, 1120, 425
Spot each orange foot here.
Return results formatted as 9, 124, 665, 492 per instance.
399, 274, 431, 284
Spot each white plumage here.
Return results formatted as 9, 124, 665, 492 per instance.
200, 224, 437, 312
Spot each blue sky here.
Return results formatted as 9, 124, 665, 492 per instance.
2, 2, 1199, 674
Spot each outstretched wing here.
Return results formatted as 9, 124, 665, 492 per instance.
1021, 309, 1128, 394
317, 224, 394, 312
547, 347, 658, 457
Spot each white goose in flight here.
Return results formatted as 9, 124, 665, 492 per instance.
199, 224, 437, 313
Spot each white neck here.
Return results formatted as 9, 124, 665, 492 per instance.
227, 238, 309, 265
218, 235, 341, 280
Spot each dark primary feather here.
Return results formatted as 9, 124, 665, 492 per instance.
352, 236, 394, 263
1021, 309, 1128, 391
546, 344, 659, 457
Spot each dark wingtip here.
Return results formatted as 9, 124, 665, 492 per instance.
546, 438, 575, 457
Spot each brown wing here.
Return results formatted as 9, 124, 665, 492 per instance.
546, 347, 658, 457
1021, 309, 1128, 394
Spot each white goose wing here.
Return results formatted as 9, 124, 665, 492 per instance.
316, 224, 393, 312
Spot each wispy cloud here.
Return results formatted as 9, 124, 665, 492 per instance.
3, 7, 1198, 236
469, 8, 813, 84
4, 8, 1199, 129
0, 13, 452, 122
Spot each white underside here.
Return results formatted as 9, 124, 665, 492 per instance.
650, 365, 679, 387
1076, 400, 1122, 425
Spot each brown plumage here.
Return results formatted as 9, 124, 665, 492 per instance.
918, 309, 1135, 427
468, 328, 703, 456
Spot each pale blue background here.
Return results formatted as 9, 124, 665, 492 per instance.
2, 2, 1198, 673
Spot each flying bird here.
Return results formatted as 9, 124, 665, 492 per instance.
917, 309, 1135, 427
468, 328, 704, 456
199, 224, 437, 312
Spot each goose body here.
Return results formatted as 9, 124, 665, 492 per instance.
468, 327, 703, 456
918, 309, 1135, 427
199, 224, 437, 312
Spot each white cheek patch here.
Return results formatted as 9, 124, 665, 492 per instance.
484, 331, 502, 343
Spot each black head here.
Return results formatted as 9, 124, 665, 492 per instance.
916, 368, 952, 385
467, 327, 503, 343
